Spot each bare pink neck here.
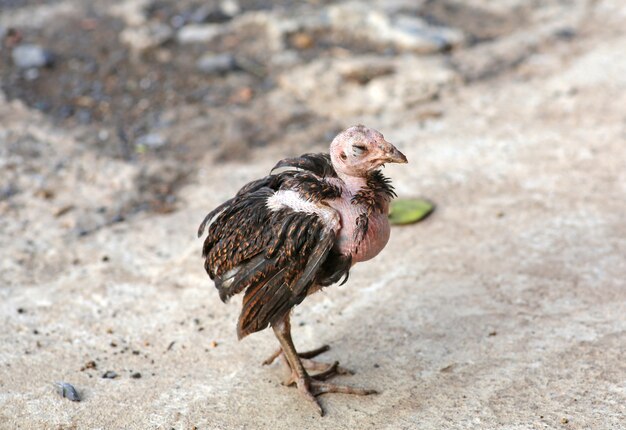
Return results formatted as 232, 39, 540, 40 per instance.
336, 171, 368, 195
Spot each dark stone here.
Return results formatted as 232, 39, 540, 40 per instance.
54, 382, 81, 401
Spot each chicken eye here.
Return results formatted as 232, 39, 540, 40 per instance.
352, 145, 367, 156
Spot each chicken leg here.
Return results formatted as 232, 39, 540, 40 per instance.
263, 343, 354, 383
271, 314, 377, 416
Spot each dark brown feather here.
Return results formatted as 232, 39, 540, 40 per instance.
271, 153, 337, 178
281, 172, 342, 201
199, 153, 349, 339
351, 170, 396, 213
350, 170, 396, 248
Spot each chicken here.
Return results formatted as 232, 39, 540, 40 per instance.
198, 125, 407, 415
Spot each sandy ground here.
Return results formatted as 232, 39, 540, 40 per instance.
1, 0, 625, 429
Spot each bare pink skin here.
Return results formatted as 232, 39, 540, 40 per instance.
327, 177, 390, 263
329, 125, 407, 178
327, 125, 407, 263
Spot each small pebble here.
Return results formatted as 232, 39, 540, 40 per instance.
82, 360, 97, 371
53, 205, 74, 217
110, 214, 125, 223
196, 53, 237, 75
102, 371, 118, 379
12, 44, 54, 69
554, 28, 576, 40
220, 0, 240, 17
291, 32, 314, 50
98, 130, 110, 141
177, 24, 223, 44
131, 372, 142, 379
54, 382, 81, 402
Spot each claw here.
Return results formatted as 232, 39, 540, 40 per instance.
295, 376, 377, 416
297, 377, 324, 416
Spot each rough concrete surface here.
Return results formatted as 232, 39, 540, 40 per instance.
1, 0, 625, 429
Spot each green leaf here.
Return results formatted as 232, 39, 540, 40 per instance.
389, 198, 435, 225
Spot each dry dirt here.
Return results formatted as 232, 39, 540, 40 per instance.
1, 0, 625, 429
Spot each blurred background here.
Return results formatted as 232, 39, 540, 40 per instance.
1, 0, 625, 428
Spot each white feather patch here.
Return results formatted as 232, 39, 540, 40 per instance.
266, 190, 339, 227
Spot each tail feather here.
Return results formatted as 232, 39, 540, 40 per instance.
215, 254, 267, 302
237, 267, 287, 339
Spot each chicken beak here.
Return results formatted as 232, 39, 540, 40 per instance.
383, 142, 408, 164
